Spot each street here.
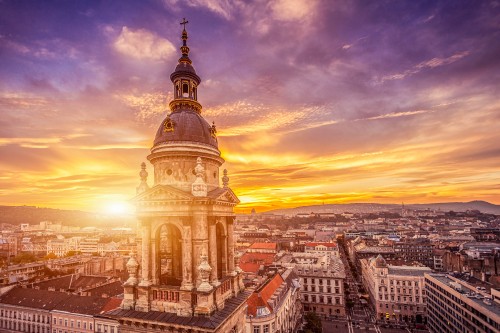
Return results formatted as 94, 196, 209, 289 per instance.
330, 238, 429, 333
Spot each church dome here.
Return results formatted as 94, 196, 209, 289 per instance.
153, 110, 218, 148
170, 62, 200, 83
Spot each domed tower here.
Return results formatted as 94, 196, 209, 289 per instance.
149, 22, 222, 193
117, 20, 248, 332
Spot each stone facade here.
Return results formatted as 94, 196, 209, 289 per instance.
361, 255, 430, 324
295, 254, 346, 317
111, 22, 248, 333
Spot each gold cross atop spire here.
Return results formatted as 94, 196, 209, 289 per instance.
180, 18, 189, 30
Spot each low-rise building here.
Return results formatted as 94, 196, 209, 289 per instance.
394, 238, 434, 268
245, 268, 301, 333
0, 286, 121, 333
304, 242, 339, 258
296, 255, 346, 317
361, 255, 431, 325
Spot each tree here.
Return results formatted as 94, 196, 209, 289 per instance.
44, 252, 57, 260
11, 252, 38, 264
303, 312, 322, 333
65, 250, 81, 257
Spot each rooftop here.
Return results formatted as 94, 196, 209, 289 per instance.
105, 290, 251, 330
426, 274, 500, 318
249, 243, 277, 250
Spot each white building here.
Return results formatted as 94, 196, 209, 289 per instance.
245, 269, 302, 333
361, 255, 431, 324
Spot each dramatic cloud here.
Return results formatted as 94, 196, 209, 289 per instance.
114, 27, 176, 61
0, 0, 499, 212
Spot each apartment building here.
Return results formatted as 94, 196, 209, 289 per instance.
304, 242, 339, 258
296, 255, 346, 317
425, 273, 500, 333
361, 255, 431, 324
245, 268, 302, 333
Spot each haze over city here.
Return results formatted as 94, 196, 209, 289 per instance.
1, 0, 499, 214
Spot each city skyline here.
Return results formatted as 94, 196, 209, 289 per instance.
1, 0, 499, 214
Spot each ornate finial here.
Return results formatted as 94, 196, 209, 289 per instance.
137, 162, 149, 194
222, 169, 229, 188
192, 157, 207, 197
235, 251, 243, 274
195, 157, 204, 177
209, 121, 217, 139
179, 18, 191, 64
124, 251, 139, 286
197, 249, 213, 292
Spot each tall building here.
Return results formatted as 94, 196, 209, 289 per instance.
105, 21, 249, 333
425, 273, 500, 333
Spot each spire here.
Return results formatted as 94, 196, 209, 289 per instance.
179, 18, 192, 65
169, 18, 202, 113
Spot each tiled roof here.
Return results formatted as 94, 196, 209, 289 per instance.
53, 295, 110, 315
305, 242, 337, 248
239, 262, 260, 274
30, 275, 109, 292
86, 281, 123, 297
0, 287, 114, 315
249, 243, 277, 250
0, 287, 70, 310
100, 297, 123, 313
239, 252, 276, 274
247, 274, 285, 317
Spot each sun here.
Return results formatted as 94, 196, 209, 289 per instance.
105, 201, 133, 216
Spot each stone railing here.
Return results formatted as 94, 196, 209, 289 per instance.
151, 286, 180, 303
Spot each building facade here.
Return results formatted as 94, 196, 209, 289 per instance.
245, 269, 302, 333
361, 255, 430, 324
425, 273, 500, 333
104, 22, 249, 333
296, 256, 346, 317
304, 242, 339, 258
394, 238, 434, 268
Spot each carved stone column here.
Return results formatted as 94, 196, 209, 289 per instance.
227, 216, 236, 276
139, 219, 152, 286
208, 217, 220, 286
181, 224, 194, 291
192, 207, 209, 288
151, 233, 158, 285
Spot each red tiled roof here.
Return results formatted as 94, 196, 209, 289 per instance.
247, 274, 285, 316
240, 253, 276, 265
101, 296, 123, 313
305, 242, 337, 248
249, 242, 277, 250
239, 262, 260, 274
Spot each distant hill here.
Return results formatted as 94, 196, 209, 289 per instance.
0, 206, 135, 227
263, 200, 500, 215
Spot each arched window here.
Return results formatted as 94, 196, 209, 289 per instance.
182, 83, 189, 97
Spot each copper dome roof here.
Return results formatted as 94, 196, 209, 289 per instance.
153, 110, 218, 148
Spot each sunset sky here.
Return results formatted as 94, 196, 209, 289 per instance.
1, 0, 499, 214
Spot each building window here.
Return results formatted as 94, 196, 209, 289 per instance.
263, 324, 269, 333
253, 325, 260, 333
